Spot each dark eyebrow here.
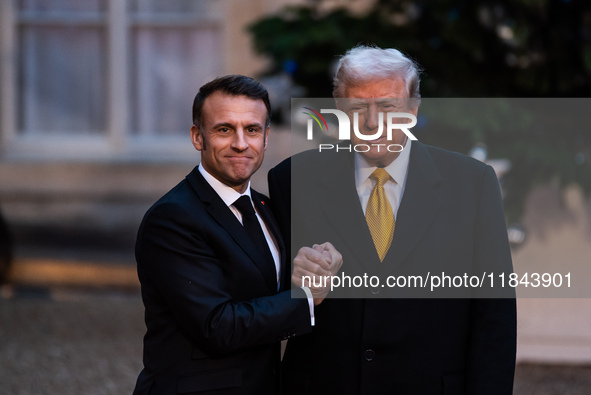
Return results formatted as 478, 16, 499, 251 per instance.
211, 122, 264, 130
212, 122, 234, 129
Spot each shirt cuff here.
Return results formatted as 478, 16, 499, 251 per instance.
301, 286, 315, 326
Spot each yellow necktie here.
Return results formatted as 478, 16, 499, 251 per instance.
366, 168, 395, 262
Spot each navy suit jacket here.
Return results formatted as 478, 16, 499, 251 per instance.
268, 141, 516, 395
133, 166, 311, 395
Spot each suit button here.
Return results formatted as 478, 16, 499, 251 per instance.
364, 349, 375, 361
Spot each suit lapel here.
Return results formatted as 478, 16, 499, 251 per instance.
186, 167, 278, 293
314, 152, 382, 272
309, 142, 443, 275
252, 191, 288, 291
380, 141, 443, 275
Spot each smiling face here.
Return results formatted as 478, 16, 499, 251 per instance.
341, 78, 418, 168
191, 91, 269, 193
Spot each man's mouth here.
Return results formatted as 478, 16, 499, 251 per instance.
226, 156, 253, 161
362, 135, 388, 143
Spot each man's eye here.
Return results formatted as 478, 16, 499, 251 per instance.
247, 128, 259, 133
218, 127, 230, 133
380, 103, 399, 110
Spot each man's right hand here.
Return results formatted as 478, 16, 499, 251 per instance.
292, 242, 342, 305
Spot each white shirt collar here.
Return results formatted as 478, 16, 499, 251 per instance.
355, 139, 412, 188
198, 164, 251, 207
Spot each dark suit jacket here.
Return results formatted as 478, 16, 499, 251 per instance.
268, 141, 516, 395
133, 166, 311, 395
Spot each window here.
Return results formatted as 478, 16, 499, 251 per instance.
129, 0, 221, 136
17, 0, 108, 136
1, 0, 221, 159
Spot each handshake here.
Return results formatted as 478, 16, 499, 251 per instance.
292, 242, 343, 306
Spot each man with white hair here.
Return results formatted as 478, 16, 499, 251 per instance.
268, 45, 516, 394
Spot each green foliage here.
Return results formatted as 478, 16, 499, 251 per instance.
249, 0, 591, 222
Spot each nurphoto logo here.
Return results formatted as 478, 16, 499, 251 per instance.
302, 107, 418, 153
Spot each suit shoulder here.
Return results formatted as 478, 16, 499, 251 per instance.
143, 179, 197, 221
270, 156, 291, 176
423, 143, 486, 167
421, 143, 491, 177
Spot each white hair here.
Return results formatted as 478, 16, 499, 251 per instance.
333, 45, 422, 101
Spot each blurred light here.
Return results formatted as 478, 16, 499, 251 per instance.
507, 223, 527, 248
497, 25, 514, 40
283, 59, 297, 74
574, 152, 585, 165
488, 158, 511, 176
470, 143, 488, 162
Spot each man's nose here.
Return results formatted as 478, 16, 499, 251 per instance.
231, 130, 249, 151
364, 105, 380, 131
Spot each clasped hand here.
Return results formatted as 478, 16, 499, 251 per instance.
292, 242, 342, 305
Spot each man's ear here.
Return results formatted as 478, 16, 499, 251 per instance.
408, 98, 420, 118
263, 126, 270, 150
191, 125, 204, 151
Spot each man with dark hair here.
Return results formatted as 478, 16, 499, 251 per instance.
133, 75, 340, 395
269, 46, 516, 394
191, 74, 272, 130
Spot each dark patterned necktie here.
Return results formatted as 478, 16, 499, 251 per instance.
233, 195, 277, 279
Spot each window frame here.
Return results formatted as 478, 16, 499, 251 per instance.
0, 0, 221, 161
